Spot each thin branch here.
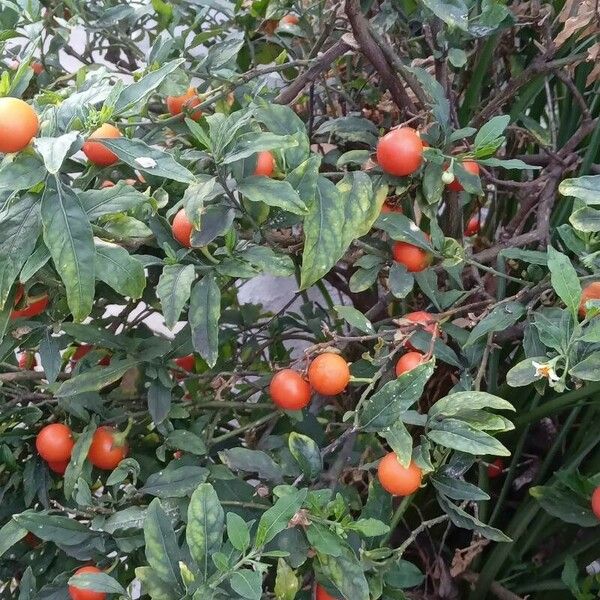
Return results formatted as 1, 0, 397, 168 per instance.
275, 40, 351, 105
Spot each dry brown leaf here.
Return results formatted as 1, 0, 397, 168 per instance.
554, 0, 600, 47
450, 538, 490, 577
586, 42, 600, 86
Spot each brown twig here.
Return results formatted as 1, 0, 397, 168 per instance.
345, 0, 417, 114
275, 40, 352, 105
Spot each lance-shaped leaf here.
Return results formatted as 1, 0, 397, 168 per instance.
0, 193, 41, 309
157, 264, 196, 329
187, 483, 224, 581
427, 418, 510, 456
63, 421, 96, 500
547, 246, 581, 316
189, 274, 220, 367
300, 176, 345, 289
317, 548, 370, 600
144, 498, 183, 589
41, 178, 95, 321
255, 488, 307, 547
99, 137, 195, 183
114, 58, 185, 114
95, 240, 146, 299
238, 177, 308, 215
80, 182, 149, 220
358, 360, 435, 431
55, 358, 137, 397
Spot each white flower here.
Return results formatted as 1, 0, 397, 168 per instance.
532, 361, 560, 382
135, 156, 156, 169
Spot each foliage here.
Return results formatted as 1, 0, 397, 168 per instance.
1, 0, 600, 599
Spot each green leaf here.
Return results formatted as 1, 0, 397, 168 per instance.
0, 154, 45, 192
422, 162, 444, 204
147, 380, 172, 425
431, 475, 489, 501
300, 176, 345, 289
63, 421, 96, 500
114, 59, 185, 114
374, 213, 432, 249
100, 137, 195, 183
448, 48, 467, 67
570, 353, 600, 381
381, 421, 413, 467
317, 548, 370, 600
559, 175, 600, 203
13, 512, 93, 546
229, 569, 263, 600
254, 103, 310, 170
68, 573, 126, 595
141, 466, 209, 498
275, 559, 300, 600
384, 559, 425, 589
223, 132, 298, 163
190, 206, 235, 247
238, 177, 308, 215
183, 177, 220, 228
348, 518, 390, 537
219, 448, 283, 482
349, 266, 380, 293
255, 488, 307, 547
437, 494, 511, 541
187, 483, 225, 580
144, 498, 183, 589
0, 193, 41, 309
55, 358, 137, 396
337, 171, 386, 251
79, 182, 149, 220
157, 264, 196, 329
499, 248, 547, 265
288, 432, 322, 480
506, 356, 547, 387
477, 157, 541, 170
103, 506, 146, 533
0, 519, 27, 558
238, 245, 294, 277
189, 274, 220, 367
41, 178, 95, 322
547, 246, 581, 316
358, 360, 435, 431
465, 302, 525, 346
405, 65, 450, 125
420, 0, 468, 30
136, 567, 178, 600
569, 206, 600, 232
226, 512, 250, 552
166, 429, 206, 455
95, 240, 145, 299
530, 485, 598, 527
427, 419, 510, 456
285, 155, 320, 208
474, 115, 509, 149
306, 523, 346, 557
389, 263, 415, 298
39, 329, 61, 384
34, 131, 80, 174
334, 305, 374, 334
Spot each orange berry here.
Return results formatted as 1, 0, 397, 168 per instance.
172, 208, 193, 248
254, 151, 275, 177
376, 127, 423, 177
269, 369, 311, 410
395, 351, 426, 376
377, 453, 422, 496
83, 124, 121, 167
166, 87, 202, 121
308, 353, 350, 396
0, 97, 39, 153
